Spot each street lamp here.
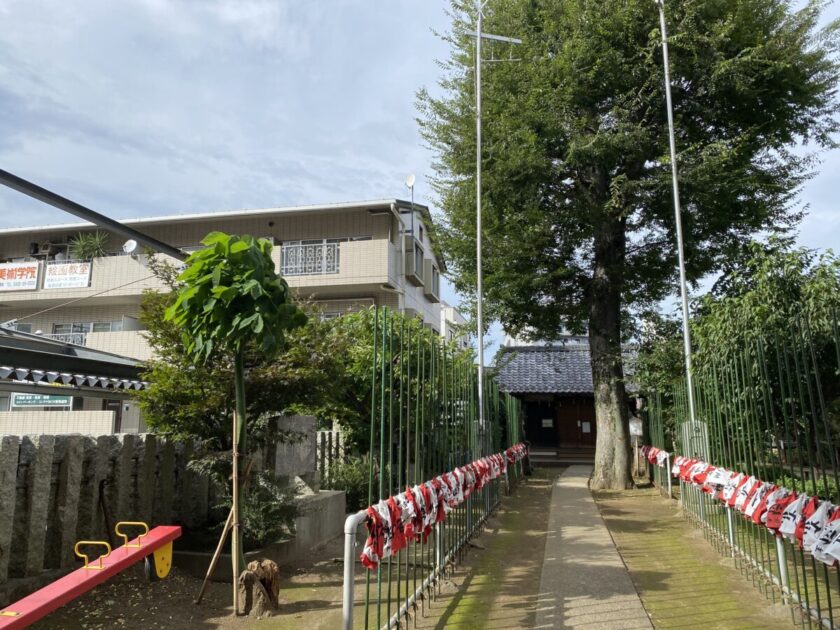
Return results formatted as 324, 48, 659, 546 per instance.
655, 0, 697, 426
470, 1, 522, 433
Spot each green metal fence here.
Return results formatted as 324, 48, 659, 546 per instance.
343, 307, 525, 630
649, 307, 840, 628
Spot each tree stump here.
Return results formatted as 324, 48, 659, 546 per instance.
237, 559, 281, 618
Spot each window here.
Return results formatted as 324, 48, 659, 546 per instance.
414, 243, 424, 280
13, 323, 32, 333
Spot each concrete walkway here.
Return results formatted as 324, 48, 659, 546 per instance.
536, 465, 653, 629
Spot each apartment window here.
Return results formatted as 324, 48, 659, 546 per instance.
431, 265, 440, 296
13, 323, 32, 333
280, 236, 370, 276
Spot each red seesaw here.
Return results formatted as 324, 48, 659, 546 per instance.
0, 521, 181, 629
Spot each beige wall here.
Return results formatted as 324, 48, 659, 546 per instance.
85, 330, 153, 361
0, 410, 115, 435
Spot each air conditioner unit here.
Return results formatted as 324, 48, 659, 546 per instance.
38, 241, 67, 254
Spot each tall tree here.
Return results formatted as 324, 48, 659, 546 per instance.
419, 0, 839, 488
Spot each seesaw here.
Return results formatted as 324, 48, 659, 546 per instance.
0, 521, 181, 629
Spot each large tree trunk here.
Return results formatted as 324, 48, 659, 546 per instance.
588, 211, 632, 490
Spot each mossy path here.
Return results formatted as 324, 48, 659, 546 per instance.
595, 487, 793, 630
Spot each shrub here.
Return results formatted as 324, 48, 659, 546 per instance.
215, 470, 299, 549
324, 455, 372, 512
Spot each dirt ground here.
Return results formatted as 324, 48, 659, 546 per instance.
31, 469, 559, 630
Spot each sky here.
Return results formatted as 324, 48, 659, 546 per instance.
0, 0, 838, 362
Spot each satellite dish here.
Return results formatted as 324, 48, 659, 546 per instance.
122, 239, 139, 255
405, 173, 416, 189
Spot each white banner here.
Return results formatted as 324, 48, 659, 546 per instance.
43, 261, 92, 289
0, 261, 40, 291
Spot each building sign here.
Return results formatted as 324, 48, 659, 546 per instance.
0, 261, 40, 291
44, 261, 92, 289
11, 393, 73, 408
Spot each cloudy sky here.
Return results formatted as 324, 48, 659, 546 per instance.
0, 0, 838, 356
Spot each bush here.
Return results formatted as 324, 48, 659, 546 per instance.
324, 456, 372, 512
216, 470, 299, 548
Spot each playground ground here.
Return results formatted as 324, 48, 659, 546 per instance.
31, 468, 794, 629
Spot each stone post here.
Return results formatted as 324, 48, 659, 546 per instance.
137, 434, 157, 524
0, 436, 19, 583
22, 435, 55, 577
154, 439, 175, 525
115, 434, 136, 521
47, 436, 85, 568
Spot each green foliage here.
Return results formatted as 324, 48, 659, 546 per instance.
68, 231, 109, 260
775, 475, 839, 501
321, 308, 474, 452
165, 232, 306, 361
135, 287, 352, 450
693, 239, 840, 362
215, 471, 299, 548
634, 312, 683, 394
637, 241, 840, 394
419, 0, 839, 340
322, 455, 372, 512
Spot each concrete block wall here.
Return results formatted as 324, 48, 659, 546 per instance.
0, 433, 212, 603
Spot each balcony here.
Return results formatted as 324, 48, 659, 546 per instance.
0, 254, 171, 306
46, 332, 88, 346
279, 239, 397, 292
281, 242, 340, 276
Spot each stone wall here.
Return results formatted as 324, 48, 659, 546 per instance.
0, 433, 212, 604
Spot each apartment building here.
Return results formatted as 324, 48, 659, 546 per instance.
441, 302, 470, 350
0, 199, 447, 431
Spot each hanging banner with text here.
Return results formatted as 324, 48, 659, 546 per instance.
0, 261, 40, 291
11, 393, 73, 408
43, 261, 92, 289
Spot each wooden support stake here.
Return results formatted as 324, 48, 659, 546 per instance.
194, 507, 233, 605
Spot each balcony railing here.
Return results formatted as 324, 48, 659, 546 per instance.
281, 242, 340, 276
46, 332, 87, 346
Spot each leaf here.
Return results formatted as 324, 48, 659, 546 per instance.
230, 240, 250, 254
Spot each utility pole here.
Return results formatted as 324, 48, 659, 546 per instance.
471, 1, 522, 434
655, 0, 697, 425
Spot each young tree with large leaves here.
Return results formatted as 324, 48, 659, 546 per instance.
164, 232, 306, 586
419, 0, 839, 488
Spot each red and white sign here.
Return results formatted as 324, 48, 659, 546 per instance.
0, 261, 40, 291
43, 261, 92, 289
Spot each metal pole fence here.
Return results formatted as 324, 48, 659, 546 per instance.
341, 307, 525, 630
647, 305, 840, 629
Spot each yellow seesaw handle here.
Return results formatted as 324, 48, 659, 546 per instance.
74, 541, 112, 570
115, 521, 150, 549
